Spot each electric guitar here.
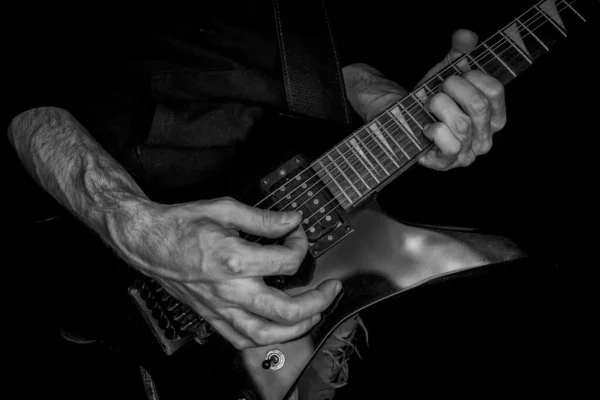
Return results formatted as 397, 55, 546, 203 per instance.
34, 1, 597, 399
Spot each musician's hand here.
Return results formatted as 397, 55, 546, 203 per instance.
417, 29, 507, 170
343, 29, 506, 171
119, 197, 342, 350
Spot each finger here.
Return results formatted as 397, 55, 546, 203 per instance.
210, 197, 303, 239
233, 279, 342, 326
190, 300, 259, 349
420, 122, 462, 170
441, 75, 492, 155
225, 306, 323, 347
461, 70, 507, 134
219, 225, 308, 277
420, 29, 479, 83
427, 92, 472, 147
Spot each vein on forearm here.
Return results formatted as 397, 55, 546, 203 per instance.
8, 107, 149, 243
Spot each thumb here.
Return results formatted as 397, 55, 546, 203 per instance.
420, 29, 479, 83
221, 199, 302, 238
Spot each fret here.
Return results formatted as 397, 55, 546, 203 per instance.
521, 6, 563, 52
339, 140, 380, 186
536, 2, 567, 37
354, 128, 392, 177
491, 30, 532, 75
470, 44, 515, 84
367, 122, 402, 168
347, 137, 385, 182
482, 42, 517, 78
333, 146, 371, 194
554, 0, 592, 31
449, 62, 463, 74
515, 17, 549, 59
326, 153, 362, 199
397, 99, 425, 133
562, 0, 586, 22
405, 95, 437, 139
503, 23, 533, 64
467, 54, 487, 73
375, 112, 412, 160
315, 159, 353, 208
389, 104, 423, 151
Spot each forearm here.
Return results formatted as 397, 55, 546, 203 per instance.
342, 63, 407, 121
7, 106, 152, 250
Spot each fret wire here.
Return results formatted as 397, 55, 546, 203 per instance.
498, 29, 533, 64
562, 0, 586, 22
367, 123, 401, 168
482, 42, 517, 78
467, 53, 487, 72
449, 63, 462, 74
252, 0, 588, 215
317, 159, 353, 205
517, 17, 549, 50
389, 105, 422, 150
347, 137, 384, 182
398, 100, 426, 133
354, 130, 391, 177
334, 147, 371, 191
342, 141, 381, 184
383, 111, 412, 159
326, 154, 361, 198
535, 4, 567, 37
409, 94, 436, 139
374, 119, 410, 163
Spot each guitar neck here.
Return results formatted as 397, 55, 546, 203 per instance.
310, 0, 595, 211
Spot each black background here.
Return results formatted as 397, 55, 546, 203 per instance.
4, 1, 595, 399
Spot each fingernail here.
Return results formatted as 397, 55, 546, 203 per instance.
282, 212, 298, 225
334, 282, 342, 295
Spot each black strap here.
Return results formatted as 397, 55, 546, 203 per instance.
272, 0, 352, 125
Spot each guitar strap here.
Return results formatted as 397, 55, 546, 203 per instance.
272, 0, 353, 125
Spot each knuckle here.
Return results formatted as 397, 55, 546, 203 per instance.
493, 115, 508, 131
218, 196, 238, 209
277, 303, 301, 323
486, 79, 504, 99
453, 116, 471, 136
478, 140, 493, 155
469, 94, 490, 114
428, 93, 445, 111
251, 327, 271, 346
442, 75, 460, 92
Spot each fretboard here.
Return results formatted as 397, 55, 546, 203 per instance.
313, 0, 596, 211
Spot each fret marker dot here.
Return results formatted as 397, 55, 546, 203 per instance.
313, 199, 319, 205
303, 219, 309, 225
325, 215, 332, 221
320, 207, 325, 213
296, 176, 301, 181
308, 191, 313, 196
298, 210, 303, 215
292, 202, 297, 208
280, 186, 286, 192
286, 195, 291, 200
302, 184, 307, 189
309, 227, 316, 233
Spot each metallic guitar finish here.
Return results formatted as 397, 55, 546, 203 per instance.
242, 202, 525, 400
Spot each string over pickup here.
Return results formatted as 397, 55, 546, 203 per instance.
260, 155, 353, 257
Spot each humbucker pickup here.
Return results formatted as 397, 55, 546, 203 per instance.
259, 155, 354, 257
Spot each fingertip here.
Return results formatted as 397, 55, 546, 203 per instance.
452, 29, 478, 53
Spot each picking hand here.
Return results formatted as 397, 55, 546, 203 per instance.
120, 197, 342, 349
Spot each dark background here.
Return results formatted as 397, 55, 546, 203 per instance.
4, 1, 595, 399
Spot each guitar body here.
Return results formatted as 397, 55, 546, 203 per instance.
241, 200, 524, 400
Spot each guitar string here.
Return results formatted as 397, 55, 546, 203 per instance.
246, 0, 575, 241
247, 0, 575, 218
241, 0, 576, 242
248, 0, 577, 242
